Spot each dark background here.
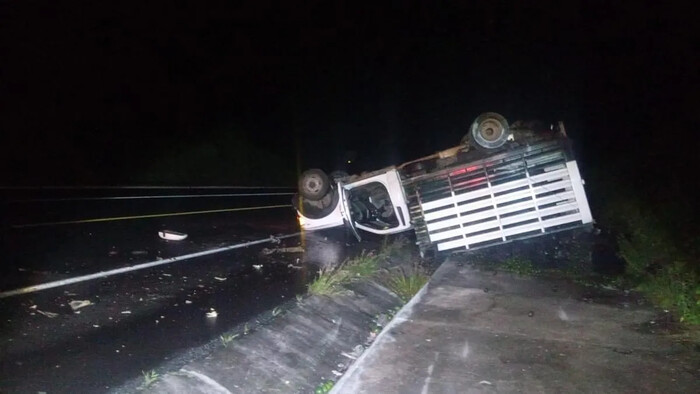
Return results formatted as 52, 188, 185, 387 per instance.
0, 1, 696, 194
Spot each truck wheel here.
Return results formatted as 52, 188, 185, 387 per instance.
298, 169, 330, 201
468, 112, 510, 151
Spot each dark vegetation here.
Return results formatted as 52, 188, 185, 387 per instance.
136, 127, 296, 186
590, 168, 700, 325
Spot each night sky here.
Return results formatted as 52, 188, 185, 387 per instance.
1, 2, 696, 190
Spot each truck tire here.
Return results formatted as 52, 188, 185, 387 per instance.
298, 169, 330, 201
468, 112, 510, 151
293, 191, 339, 219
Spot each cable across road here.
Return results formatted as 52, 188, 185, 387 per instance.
0, 185, 294, 190
0, 232, 303, 299
12, 204, 293, 229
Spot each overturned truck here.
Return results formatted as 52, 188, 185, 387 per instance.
293, 112, 593, 257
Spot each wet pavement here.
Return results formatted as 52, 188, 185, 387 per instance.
0, 190, 352, 392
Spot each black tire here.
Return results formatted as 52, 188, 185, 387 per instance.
292, 191, 339, 219
467, 112, 510, 151
298, 169, 330, 201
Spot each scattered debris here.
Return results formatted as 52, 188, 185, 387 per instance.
528, 311, 535, 317
36, 310, 59, 318
479, 380, 493, 385
29, 305, 37, 310
206, 308, 218, 318
158, 230, 188, 241
262, 246, 304, 255
69, 300, 93, 311
131, 250, 148, 256
252, 264, 263, 271
214, 276, 227, 281
161, 273, 172, 277
185, 300, 193, 304
268, 235, 281, 244
331, 370, 343, 376
121, 311, 132, 314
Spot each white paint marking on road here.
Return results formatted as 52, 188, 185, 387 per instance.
180, 369, 233, 394
420, 352, 440, 394
461, 340, 470, 360
558, 307, 570, 321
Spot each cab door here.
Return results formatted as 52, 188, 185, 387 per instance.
339, 184, 362, 241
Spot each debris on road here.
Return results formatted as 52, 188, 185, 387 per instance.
36, 310, 59, 318
185, 300, 192, 304
121, 311, 131, 314
214, 276, 227, 281
252, 264, 263, 271
261, 246, 304, 255
131, 250, 148, 256
206, 308, 218, 318
158, 230, 188, 241
268, 235, 281, 244
69, 300, 93, 311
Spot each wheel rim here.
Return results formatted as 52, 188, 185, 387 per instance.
303, 174, 324, 194
477, 119, 504, 141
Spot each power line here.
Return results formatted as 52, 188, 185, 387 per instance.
0, 185, 294, 190
12, 204, 293, 228
8, 192, 295, 203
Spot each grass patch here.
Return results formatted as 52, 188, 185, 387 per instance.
141, 370, 159, 389
378, 236, 410, 259
384, 265, 429, 302
220, 333, 239, 347
307, 265, 350, 296
501, 256, 539, 277
602, 195, 700, 325
637, 262, 700, 324
344, 250, 381, 278
307, 248, 386, 296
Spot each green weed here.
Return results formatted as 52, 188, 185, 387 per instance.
637, 262, 700, 324
379, 236, 409, 259
220, 333, 239, 347
307, 265, 350, 296
314, 380, 334, 394
384, 265, 429, 302
344, 250, 381, 279
502, 257, 539, 276
141, 370, 159, 388
604, 195, 700, 325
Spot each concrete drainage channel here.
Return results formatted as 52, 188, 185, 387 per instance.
111, 235, 429, 393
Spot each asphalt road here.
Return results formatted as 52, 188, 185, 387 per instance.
0, 189, 339, 393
